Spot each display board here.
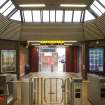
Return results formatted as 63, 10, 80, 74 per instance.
1, 50, 16, 73
89, 48, 104, 73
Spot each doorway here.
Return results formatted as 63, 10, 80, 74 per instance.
39, 47, 65, 72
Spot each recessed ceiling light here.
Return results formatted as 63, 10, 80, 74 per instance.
19, 4, 46, 7
60, 4, 87, 7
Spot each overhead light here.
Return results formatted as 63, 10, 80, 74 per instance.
60, 4, 87, 7
32, 44, 40, 46
64, 44, 72, 46
64, 40, 78, 43
28, 41, 40, 43
19, 4, 46, 7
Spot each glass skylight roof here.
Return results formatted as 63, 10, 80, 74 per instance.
84, 10, 95, 21
24, 10, 32, 22
56, 10, 63, 22
64, 11, 72, 22
50, 10, 55, 22
33, 10, 41, 22
0, 0, 7, 7
0, 1, 12, 14
99, 0, 105, 6
90, 4, 102, 16
73, 11, 81, 22
10, 10, 21, 21
0, 0, 105, 23
43, 10, 49, 22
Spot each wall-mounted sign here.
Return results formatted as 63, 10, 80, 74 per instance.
40, 40, 64, 45
1, 50, 16, 73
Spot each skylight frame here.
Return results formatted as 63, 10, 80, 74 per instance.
64, 10, 73, 22
32, 10, 41, 23
98, 0, 105, 7
0, 0, 13, 14
50, 10, 56, 22
10, 10, 21, 21
42, 10, 50, 22
93, 0, 105, 13
3, 4, 15, 16
23, 10, 32, 22
0, 0, 7, 7
90, 4, 102, 16
1, 0, 104, 23
73, 11, 82, 22
84, 10, 95, 21
56, 10, 63, 22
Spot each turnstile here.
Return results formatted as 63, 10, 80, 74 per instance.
88, 74, 105, 105
21, 79, 33, 105
71, 78, 82, 105
31, 77, 72, 105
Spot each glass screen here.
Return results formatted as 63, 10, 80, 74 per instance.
89, 48, 104, 72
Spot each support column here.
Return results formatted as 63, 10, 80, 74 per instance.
81, 42, 88, 80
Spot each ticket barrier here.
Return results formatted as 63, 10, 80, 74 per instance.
20, 79, 33, 105
88, 74, 105, 105
71, 78, 82, 105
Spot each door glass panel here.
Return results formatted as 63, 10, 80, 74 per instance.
39, 47, 65, 72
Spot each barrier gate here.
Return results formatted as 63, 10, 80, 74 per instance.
31, 77, 71, 105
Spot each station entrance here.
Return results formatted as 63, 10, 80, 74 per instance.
39, 47, 66, 72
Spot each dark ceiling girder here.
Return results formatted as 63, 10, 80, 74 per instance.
8, 8, 17, 18
88, 8, 98, 18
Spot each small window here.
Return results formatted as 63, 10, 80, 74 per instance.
99, 0, 105, 6
50, 10, 55, 22
64, 10, 72, 22
93, 0, 105, 13
73, 11, 81, 22
84, 10, 95, 21
3, 4, 15, 16
24, 10, 32, 22
33, 10, 41, 22
10, 10, 21, 21
56, 10, 63, 22
90, 4, 102, 16
43, 10, 49, 22
0, 0, 7, 7
0, 0, 12, 13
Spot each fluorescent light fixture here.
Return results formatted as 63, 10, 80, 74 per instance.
64, 40, 78, 43
32, 44, 40, 46
60, 4, 87, 7
19, 4, 46, 7
28, 41, 40, 43
64, 44, 72, 46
